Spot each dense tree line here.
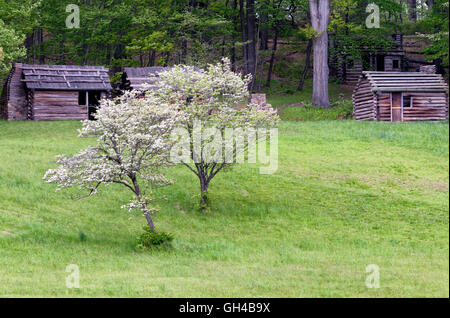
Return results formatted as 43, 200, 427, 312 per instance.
1, 0, 448, 107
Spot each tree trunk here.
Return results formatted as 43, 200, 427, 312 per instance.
131, 176, 155, 230
199, 175, 210, 207
246, 0, 257, 90
149, 50, 156, 66
259, 0, 269, 50
143, 209, 155, 231
309, 0, 330, 109
37, 29, 44, 64
230, 0, 238, 71
266, 26, 279, 87
181, 39, 188, 63
298, 39, 313, 91
239, 0, 247, 73
408, 0, 417, 21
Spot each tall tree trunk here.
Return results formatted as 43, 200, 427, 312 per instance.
246, 0, 257, 91
37, 29, 44, 63
259, 0, 269, 50
239, 0, 248, 73
309, 0, 330, 109
298, 39, 313, 91
266, 26, 279, 87
149, 50, 156, 66
408, 0, 417, 21
181, 39, 188, 63
230, 0, 238, 71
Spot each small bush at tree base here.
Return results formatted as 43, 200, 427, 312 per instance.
137, 226, 174, 249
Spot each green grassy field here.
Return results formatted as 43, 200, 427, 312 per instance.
0, 119, 448, 297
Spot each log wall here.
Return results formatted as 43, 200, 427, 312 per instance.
352, 78, 376, 120
0, 78, 8, 119
32, 90, 88, 121
377, 94, 391, 121
346, 60, 363, 85
376, 92, 448, 121
402, 92, 448, 121
3, 64, 28, 120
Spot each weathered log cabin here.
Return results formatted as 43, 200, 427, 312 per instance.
0, 63, 112, 121
331, 34, 407, 85
120, 67, 170, 91
119, 66, 204, 91
352, 69, 449, 121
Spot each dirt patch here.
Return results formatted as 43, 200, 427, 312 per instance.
1, 230, 15, 236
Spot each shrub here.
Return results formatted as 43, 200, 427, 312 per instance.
137, 226, 174, 249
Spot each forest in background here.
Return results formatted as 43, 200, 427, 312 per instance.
0, 0, 449, 92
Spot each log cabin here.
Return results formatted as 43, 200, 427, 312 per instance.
331, 34, 407, 85
352, 69, 449, 122
120, 66, 170, 91
119, 66, 204, 91
0, 63, 111, 121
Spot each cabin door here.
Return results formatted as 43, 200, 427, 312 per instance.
390, 92, 403, 122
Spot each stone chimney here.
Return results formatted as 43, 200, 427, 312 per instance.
420, 65, 436, 74
250, 93, 273, 111
251, 94, 267, 106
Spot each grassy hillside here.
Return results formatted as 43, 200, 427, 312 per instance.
0, 120, 448, 297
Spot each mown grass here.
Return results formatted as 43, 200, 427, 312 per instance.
0, 119, 448, 297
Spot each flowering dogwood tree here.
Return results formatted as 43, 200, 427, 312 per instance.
153, 58, 279, 206
43, 90, 183, 230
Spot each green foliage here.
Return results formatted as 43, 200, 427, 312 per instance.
329, 0, 401, 65
419, 0, 449, 67
0, 0, 38, 76
110, 72, 123, 87
1, 0, 447, 84
137, 226, 174, 249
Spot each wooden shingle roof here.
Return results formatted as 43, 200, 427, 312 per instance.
20, 64, 112, 91
123, 66, 204, 90
362, 71, 449, 93
123, 67, 170, 90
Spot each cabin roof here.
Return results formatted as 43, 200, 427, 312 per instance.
123, 66, 204, 90
362, 71, 449, 93
19, 63, 112, 91
123, 67, 171, 90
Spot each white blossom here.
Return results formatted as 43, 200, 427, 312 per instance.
151, 58, 279, 206
43, 90, 185, 230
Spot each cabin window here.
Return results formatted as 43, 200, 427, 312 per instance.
78, 91, 87, 106
403, 95, 413, 108
393, 60, 399, 69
